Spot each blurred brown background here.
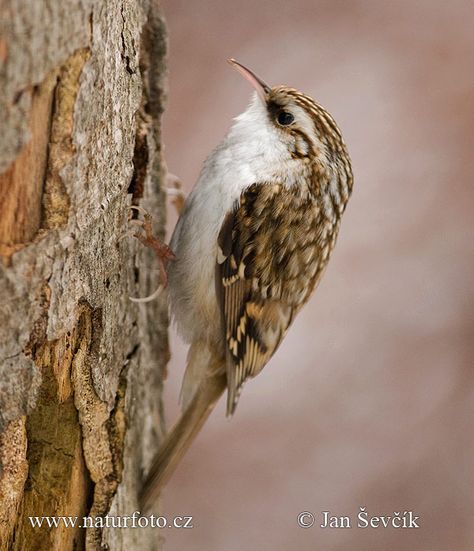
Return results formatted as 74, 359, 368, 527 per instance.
158, 1, 474, 549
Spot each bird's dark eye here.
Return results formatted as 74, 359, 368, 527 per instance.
277, 111, 294, 126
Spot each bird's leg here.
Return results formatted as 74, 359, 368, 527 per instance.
122, 205, 176, 302
165, 172, 186, 215
130, 205, 175, 283
121, 168, 184, 302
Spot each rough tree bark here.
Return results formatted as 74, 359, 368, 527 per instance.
0, 1, 168, 549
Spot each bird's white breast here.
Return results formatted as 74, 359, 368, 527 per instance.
167, 94, 304, 344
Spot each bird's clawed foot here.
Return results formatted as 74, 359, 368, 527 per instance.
122, 205, 176, 302
165, 173, 186, 215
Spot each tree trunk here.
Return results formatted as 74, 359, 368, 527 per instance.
0, 1, 168, 549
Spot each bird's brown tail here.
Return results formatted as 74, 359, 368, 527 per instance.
139, 372, 227, 510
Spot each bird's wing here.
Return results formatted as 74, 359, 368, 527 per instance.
216, 182, 327, 415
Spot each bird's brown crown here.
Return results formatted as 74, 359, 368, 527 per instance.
266, 85, 353, 200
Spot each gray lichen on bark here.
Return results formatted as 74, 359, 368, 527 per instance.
0, 1, 168, 549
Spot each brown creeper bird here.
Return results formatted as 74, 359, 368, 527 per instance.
140, 59, 353, 508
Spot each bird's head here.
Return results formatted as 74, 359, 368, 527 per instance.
228, 59, 352, 199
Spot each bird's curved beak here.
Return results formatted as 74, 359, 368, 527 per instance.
228, 59, 270, 102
